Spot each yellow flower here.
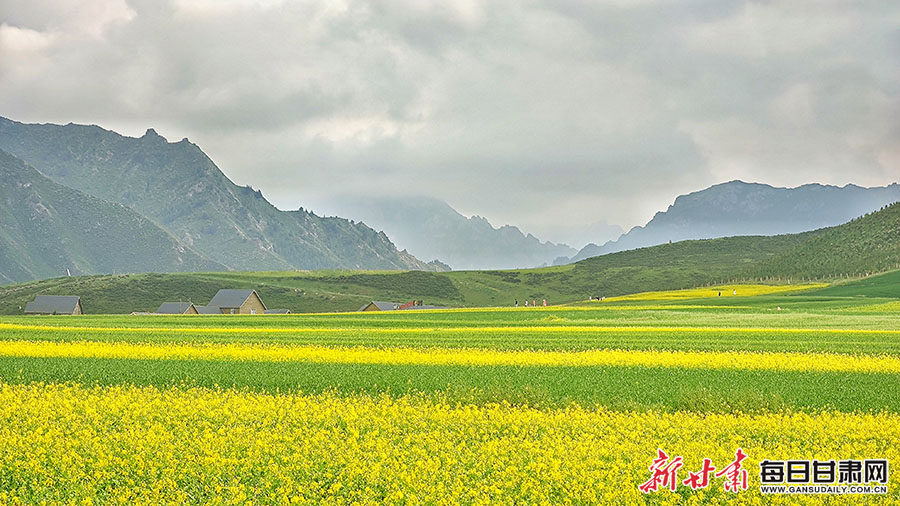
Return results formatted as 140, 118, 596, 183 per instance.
0, 382, 895, 505
1, 339, 899, 373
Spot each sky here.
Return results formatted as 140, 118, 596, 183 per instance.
1, 0, 898, 248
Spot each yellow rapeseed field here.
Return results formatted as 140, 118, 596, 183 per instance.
845, 301, 900, 313
2, 339, 900, 373
600, 284, 827, 302
0, 382, 896, 505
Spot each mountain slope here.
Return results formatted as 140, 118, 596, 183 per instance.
0, 149, 225, 284
746, 202, 900, 279
570, 180, 900, 262
3, 202, 898, 313
322, 195, 576, 269
0, 117, 430, 272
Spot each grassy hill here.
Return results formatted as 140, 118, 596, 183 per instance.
2, 202, 898, 314
811, 270, 900, 299
745, 202, 900, 280
0, 149, 225, 284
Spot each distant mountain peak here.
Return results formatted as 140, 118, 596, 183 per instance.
566, 179, 900, 263
142, 128, 167, 142
322, 194, 576, 270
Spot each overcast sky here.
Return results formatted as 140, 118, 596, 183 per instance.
1, 0, 898, 247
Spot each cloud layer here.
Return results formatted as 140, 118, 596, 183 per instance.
1, 0, 897, 247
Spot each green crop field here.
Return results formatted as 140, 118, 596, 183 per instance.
1, 281, 898, 504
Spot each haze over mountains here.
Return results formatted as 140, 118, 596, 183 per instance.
0, 117, 431, 282
564, 180, 900, 264
2, 115, 899, 284
319, 195, 576, 270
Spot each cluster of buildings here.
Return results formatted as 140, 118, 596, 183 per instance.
154, 289, 289, 315
23, 291, 447, 315
23, 289, 290, 315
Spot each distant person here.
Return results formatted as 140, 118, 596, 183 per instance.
733, 289, 736, 296
532, 299, 536, 308
718, 291, 722, 297
542, 299, 547, 306
524, 300, 528, 307
515, 299, 518, 308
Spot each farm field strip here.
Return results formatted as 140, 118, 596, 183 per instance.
3, 356, 897, 412
599, 283, 828, 301
4, 321, 900, 356
4, 339, 900, 374
1, 382, 897, 505
5, 322, 900, 336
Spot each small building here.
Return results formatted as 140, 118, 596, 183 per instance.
24, 295, 83, 315
195, 305, 222, 315
208, 289, 267, 315
264, 309, 291, 314
358, 301, 449, 312
156, 302, 198, 315
359, 301, 401, 312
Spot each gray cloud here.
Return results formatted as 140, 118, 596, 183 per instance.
1, 0, 897, 248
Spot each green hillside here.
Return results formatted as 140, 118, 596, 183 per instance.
0, 271, 459, 315
3, 202, 898, 314
745, 202, 900, 280
0, 234, 808, 313
0, 149, 225, 284
812, 270, 900, 298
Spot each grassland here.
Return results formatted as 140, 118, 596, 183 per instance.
3, 200, 899, 315
0, 282, 898, 503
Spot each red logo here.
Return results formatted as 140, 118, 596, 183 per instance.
640, 448, 749, 493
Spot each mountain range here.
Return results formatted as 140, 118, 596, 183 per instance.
3, 115, 899, 284
319, 195, 576, 270
564, 180, 900, 263
0, 116, 431, 283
